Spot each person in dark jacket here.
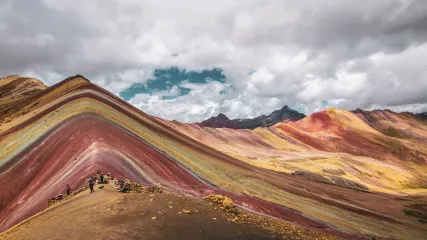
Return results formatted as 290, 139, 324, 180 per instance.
89, 177, 95, 193
66, 184, 71, 196
100, 174, 104, 184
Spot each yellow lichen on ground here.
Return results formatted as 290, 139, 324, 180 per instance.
282, 155, 419, 192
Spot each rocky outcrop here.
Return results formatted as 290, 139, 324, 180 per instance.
291, 171, 368, 191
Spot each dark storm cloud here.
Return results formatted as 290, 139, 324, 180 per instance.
0, 0, 143, 79
240, 1, 427, 49
1, 1, 84, 73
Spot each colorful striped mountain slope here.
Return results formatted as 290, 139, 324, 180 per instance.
0, 75, 426, 239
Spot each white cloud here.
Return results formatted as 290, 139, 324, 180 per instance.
1, 0, 427, 122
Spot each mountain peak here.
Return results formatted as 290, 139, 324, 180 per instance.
280, 105, 290, 111
198, 112, 239, 128
216, 113, 229, 120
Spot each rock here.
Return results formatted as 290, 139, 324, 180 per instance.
291, 170, 369, 191
330, 176, 369, 191
205, 194, 225, 203
291, 171, 334, 184
151, 217, 157, 220
222, 197, 234, 209
145, 185, 163, 193
227, 207, 238, 214
205, 194, 234, 209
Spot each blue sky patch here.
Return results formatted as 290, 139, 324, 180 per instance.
120, 67, 226, 101
321, 100, 329, 108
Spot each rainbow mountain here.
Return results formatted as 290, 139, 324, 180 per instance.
1, 75, 427, 239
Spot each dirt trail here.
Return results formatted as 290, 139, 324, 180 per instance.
0, 186, 337, 240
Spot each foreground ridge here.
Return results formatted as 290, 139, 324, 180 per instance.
0, 185, 336, 240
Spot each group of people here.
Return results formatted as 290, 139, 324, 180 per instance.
86, 171, 112, 193
85, 170, 132, 193
49, 170, 133, 207
113, 178, 132, 193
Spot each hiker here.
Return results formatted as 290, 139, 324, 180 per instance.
120, 180, 131, 193
100, 174, 104, 184
116, 179, 125, 191
85, 178, 90, 188
89, 177, 95, 193
48, 197, 56, 206
56, 194, 63, 201
106, 173, 111, 183
118, 179, 124, 187
104, 174, 110, 184
66, 184, 71, 196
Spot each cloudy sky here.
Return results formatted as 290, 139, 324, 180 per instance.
1, 0, 427, 122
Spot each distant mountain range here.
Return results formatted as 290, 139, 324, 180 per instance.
197, 105, 306, 129
415, 112, 427, 121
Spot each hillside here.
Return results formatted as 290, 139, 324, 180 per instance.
353, 109, 427, 141
1, 75, 427, 240
197, 105, 306, 129
163, 108, 427, 193
0, 75, 47, 117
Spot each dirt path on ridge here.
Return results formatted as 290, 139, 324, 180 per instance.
0, 186, 338, 240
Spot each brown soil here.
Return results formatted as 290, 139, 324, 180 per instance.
0, 186, 337, 240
